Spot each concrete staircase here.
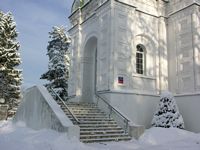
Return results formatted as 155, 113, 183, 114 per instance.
57, 101, 131, 143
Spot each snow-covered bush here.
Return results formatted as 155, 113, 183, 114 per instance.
40, 26, 71, 100
151, 91, 184, 129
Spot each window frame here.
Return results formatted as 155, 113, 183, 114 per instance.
136, 44, 146, 75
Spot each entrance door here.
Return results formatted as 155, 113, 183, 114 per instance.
82, 37, 97, 103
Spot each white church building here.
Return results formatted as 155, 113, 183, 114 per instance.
67, 0, 200, 133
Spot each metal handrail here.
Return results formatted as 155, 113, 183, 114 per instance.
49, 87, 80, 124
95, 92, 130, 133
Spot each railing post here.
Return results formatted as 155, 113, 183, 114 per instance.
96, 96, 99, 105
124, 119, 128, 134
108, 106, 112, 119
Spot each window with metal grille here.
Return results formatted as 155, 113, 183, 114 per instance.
136, 44, 145, 74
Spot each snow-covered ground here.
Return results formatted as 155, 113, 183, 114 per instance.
0, 121, 200, 150
0, 121, 96, 150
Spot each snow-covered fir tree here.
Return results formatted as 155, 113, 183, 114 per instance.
41, 26, 71, 100
0, 11, 22, 113
151, 91, 184, 129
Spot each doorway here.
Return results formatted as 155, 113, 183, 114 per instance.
82, 37, 97, 103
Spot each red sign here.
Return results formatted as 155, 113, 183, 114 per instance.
118, 77, 124, 84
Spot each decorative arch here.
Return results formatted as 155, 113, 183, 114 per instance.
135, 34, 155, 51
82, 32, 99, 49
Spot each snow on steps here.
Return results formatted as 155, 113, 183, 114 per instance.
56, 101, 132, 143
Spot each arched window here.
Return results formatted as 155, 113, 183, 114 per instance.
136, 44, 146, 75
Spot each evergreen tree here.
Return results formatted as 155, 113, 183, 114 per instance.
152, 91, 184, 129
0, 11, 22, 112
41, 26, 71, 100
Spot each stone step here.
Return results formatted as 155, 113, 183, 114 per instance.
59, 104, 97, 109
63, 112, 74, 116
56, 101, 65, 105
79, 124, 118, 128
78, 118, 113, 121
60, 107, 71, 112
62, 109, 72, 112
65, 113, 107, 117
70, 109, 100, 112
68, 106, 98, 110
67, 117, 109, 122
78, 120, 117, 124
80, 136, 132, 143
70, 110, 103, 113
69, 107, 99, 110
66, 103, 97, 107
69, 120, 117, 125
64, 110, 105, 114
80, 133, 130, 139
68, 117, 114, 123
80, 129, 125, 135
68, 104, 98, 107
61, 109, 71, 114
68, 115, 109, 119
68, 117, 112, 121
64, 111, 105, 116
80, 126, 123, 131
70, 109, 100, 113
74, 117, 114, 121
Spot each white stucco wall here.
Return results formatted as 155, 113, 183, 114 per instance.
97, 92, 159, 128
168, 3, 200, 94
13, 86, 80, 139
175, 94, 200, 133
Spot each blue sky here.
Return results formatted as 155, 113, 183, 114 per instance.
1, 0, 73, 88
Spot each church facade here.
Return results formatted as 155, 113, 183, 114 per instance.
68, 0, 200, 132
